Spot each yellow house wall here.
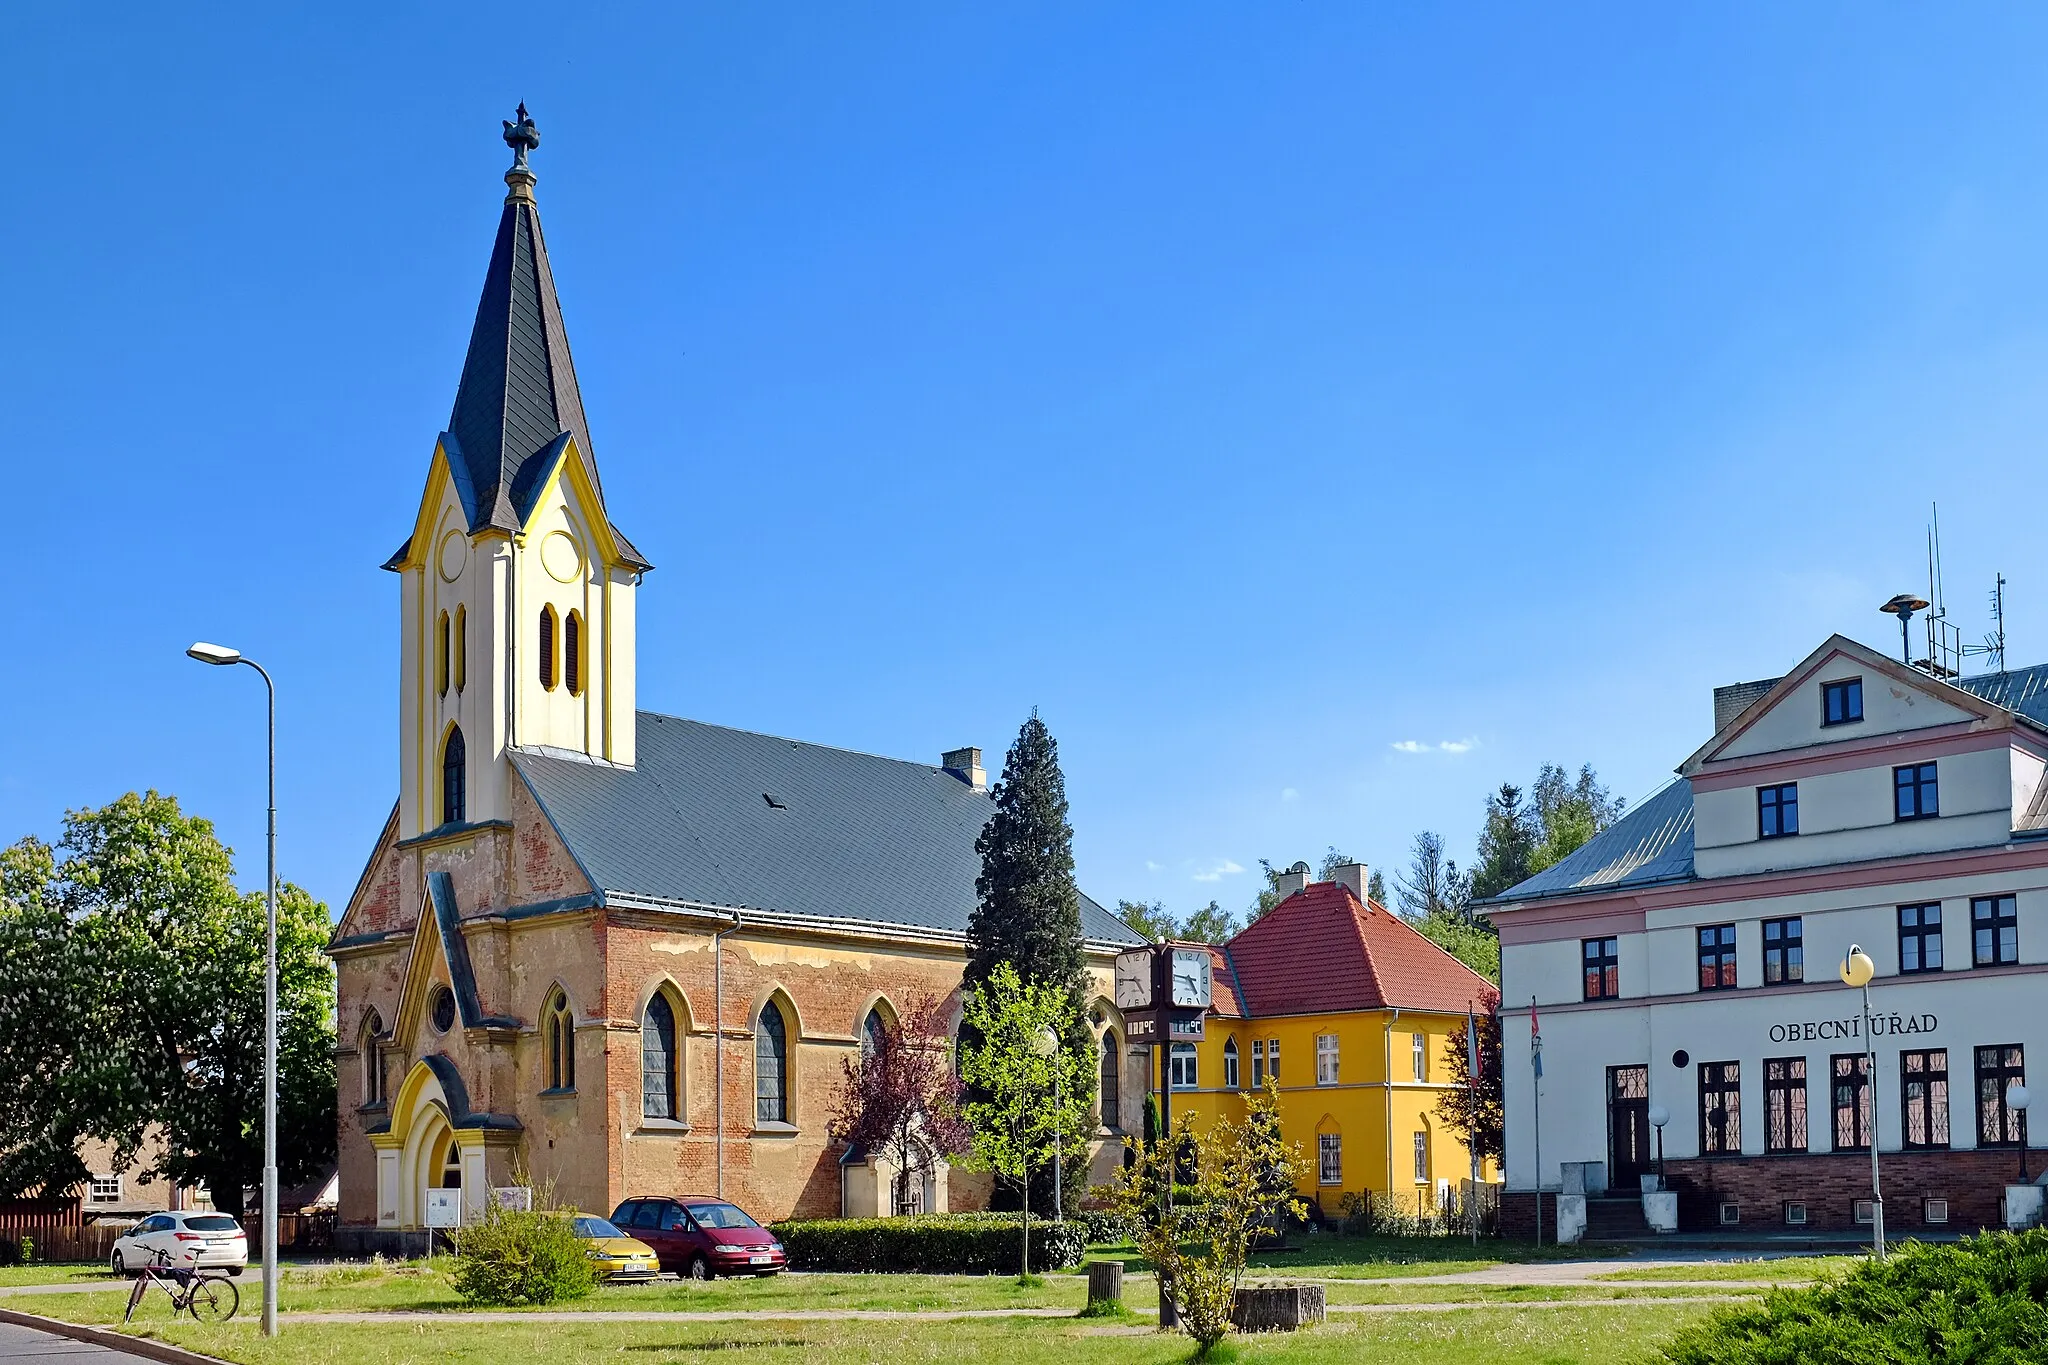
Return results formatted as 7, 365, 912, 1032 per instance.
1154, 1009, 1496, 1212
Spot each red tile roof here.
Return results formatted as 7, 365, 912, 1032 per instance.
1221, 880, 1494, 1017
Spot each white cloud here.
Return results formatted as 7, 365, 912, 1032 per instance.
1392, 737, 1481, 755
1145, 860, 1164, 872
1191, 859, 1245, 883
1281, 787, 1299, 801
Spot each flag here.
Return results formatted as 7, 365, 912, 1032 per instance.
1529, 996, 1543, 1079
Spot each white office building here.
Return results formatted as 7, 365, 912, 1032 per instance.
1487, 633, 2048, 1236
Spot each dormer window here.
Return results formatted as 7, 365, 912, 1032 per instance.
1758, 784, 1799, 839
1823, 678, 1863, 726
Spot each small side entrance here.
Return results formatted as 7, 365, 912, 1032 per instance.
1607, 1064, 1652, 1188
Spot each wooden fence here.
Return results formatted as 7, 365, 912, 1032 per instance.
0, 1221, 122, 1263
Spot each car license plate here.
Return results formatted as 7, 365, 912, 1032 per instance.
749, 1253, 772, 1265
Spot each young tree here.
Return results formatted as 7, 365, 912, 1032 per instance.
1434, 993, 1504, 1167
827, 993, 970, 1216
956, 962, 1092, 1279
1, 793, 338, 1215
968, 713, 1085, 999
1108, 1083, 1308, 1354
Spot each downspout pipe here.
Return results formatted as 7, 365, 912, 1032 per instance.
714, 911, 742, 1197
1382, 1007, 1404, 1202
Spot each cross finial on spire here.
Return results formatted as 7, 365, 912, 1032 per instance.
502, 102, 541, 170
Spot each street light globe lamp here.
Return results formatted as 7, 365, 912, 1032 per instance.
185, 641, 280, 1336
1839, 944, 1884, 1259
1647, 1104, 1670, 1184
2009, 1084, 2032, 1183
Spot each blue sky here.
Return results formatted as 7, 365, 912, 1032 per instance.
10, 6, 2048, 920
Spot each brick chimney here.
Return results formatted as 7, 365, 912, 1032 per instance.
1332, 861, 1371, 908
1272, 860, 1312, 900
942, 747, 986, 792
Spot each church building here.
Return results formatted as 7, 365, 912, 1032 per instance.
328, 111, 1141, 1248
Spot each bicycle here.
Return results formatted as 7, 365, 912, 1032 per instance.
123, 1246, 240, 1324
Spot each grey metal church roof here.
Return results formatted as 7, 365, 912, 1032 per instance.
1477, 779, 1697, 906
512, 713, 1141, 948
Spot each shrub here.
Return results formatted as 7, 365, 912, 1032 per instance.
0, 1237, 20, 1268
770, 1213, 1086, 1274
1079, 1209, 1139, 1246
1659, 1229, 2048, 1363
449, 1203, 595, 1306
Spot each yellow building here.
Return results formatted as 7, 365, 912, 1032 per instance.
1153, 865, 1498, 1217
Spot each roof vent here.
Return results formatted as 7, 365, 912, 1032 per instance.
1712, 677, 1781, 732
942, 747, 986, 792
762, 793, 787, 810
1331, 862, 1371, 908
1272, 861, 1312, 900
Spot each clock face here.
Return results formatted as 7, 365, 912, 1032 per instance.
1170, 948, 1213, 1008
1114, 950, 1154, 1009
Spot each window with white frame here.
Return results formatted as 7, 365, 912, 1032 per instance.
1170, 1042, 1198, 1090
1412, 1032, 1427, 1082
1223, 1037, 1240, 1090
1251, 1039, 1266, 1087
89, 1174, 121, 1203
1316, 1034, 1339, 1086
1268, 1038, 1280, 1080
1413, 1130, 1429, 1182
1317, 1132, 1342, 1185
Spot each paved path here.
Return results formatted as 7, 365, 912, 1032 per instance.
0, 1319, 172, 1362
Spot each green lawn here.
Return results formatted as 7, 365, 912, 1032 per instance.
1591, 1256, 1851, 1283
1085, 1235, 1594, 1282
48, 1304, 1716, 1365
0, 1262, 123, 1288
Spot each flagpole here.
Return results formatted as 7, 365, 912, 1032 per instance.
1530, 996, 1543, 1248
1467, 1002, 1480, 1248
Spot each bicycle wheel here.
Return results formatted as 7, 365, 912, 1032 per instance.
188, 1276, 238, 1323
124, 1273, 150, 1324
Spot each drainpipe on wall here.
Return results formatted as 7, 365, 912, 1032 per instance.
1382, 1008, 1404, 1201
713, 911, 742, 1197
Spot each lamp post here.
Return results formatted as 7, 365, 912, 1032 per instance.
1839, 944, 1884, 1260
1032, 1026, 1064, 1222
2009, 1084, 2032, 1184
1647, 1104, 1669, 1186
186, 642, 279, 1337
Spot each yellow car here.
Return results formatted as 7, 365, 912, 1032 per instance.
569, 1213, 660, 1282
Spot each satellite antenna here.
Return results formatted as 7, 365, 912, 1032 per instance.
1881, 593, 1929, 666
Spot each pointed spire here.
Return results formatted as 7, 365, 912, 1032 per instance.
440, 106, 647, 569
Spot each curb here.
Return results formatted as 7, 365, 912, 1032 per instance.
0, 1307, 234, 1365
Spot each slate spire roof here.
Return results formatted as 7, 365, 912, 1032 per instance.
415, 107, 649, 569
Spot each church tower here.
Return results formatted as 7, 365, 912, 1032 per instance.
386, 107, 651, 840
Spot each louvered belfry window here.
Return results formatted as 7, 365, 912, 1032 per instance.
565, 612, 582, 695
756, 1004, 789, 1124
441, 726, 466, 825
539, 607, 557, 689
642, 994, 677, 1120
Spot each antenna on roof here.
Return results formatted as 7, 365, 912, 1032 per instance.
1913, 505, 2006, 678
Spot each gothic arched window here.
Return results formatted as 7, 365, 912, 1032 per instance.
642, 993, 678, 1120
453, 605, 467, 694
756, 1003, 790, 1125
441, 726, 466, 826
1100, 1031, 1121, 1131
436, 611, 450, 698
861, 1008, 888, 1059
1224, 1036, 1241, 1090
361, 1010, 386, 1107
544, 989, 575, 1092
539, 606, 558, 690
565, 611, 583, 696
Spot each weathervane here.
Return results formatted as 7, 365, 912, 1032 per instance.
503, 102, 540, 171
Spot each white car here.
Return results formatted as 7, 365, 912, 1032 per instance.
110, 1211, 249, 1276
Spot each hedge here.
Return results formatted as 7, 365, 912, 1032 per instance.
769, 1213, 1087, 1274
1659, 1228, 2048, 1364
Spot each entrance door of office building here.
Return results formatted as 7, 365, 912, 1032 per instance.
1607, 1064, 1652, 1188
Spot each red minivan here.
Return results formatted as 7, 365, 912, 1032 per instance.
610, 1196, 787, 1279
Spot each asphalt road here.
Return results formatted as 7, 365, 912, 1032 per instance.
0, 1319, 165, 1362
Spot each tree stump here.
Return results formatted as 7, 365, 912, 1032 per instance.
1087, 1259, 1124, 1309
1230, 1284, 1326, 1332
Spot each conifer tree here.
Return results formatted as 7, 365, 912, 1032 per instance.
967, 712, 1085, 998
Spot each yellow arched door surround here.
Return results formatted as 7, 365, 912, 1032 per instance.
369, 1057, 521, 1228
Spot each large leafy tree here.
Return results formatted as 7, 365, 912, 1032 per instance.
827, 993, 970, 1216
1434, 993, 1504, 1167
0, 839, 95, 1198
1117, 899, 1240, 944
0, 792, 337, 1214
1468, 784, 1537, 902
1530, 763, 1623, 872
1396, 831, 1471, 920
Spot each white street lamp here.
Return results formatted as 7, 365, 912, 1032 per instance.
1033, 1026, 1064, 1222
1839, 944, 1883, 1260
2009, 1083, 2032, 1183
1647, 1104, 1670, 1184
187, 642, 280, 1336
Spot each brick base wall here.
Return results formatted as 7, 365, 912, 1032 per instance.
1502, 1148, 2036, 1239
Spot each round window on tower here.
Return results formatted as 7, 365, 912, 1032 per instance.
430, 985, 458, 1034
